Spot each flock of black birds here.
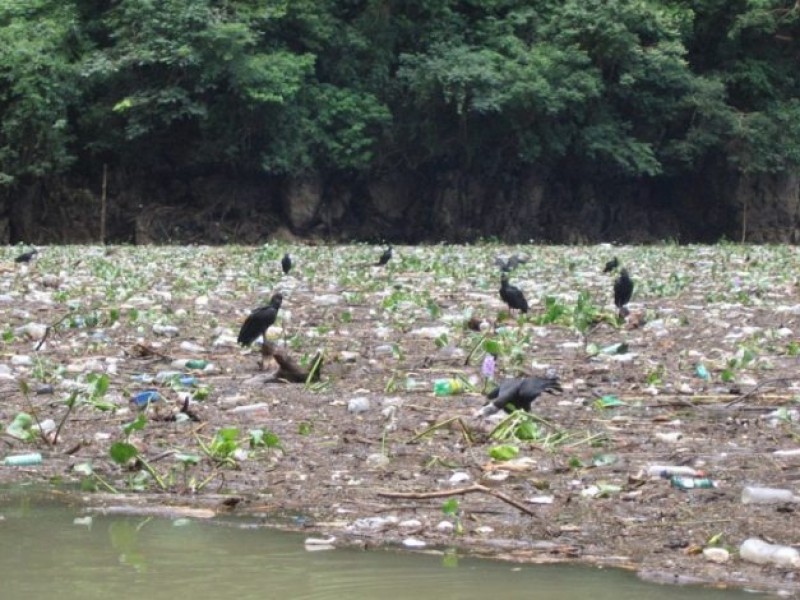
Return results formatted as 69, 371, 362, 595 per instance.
234, 246, 636, 419
9, 243, 632, 420
488, 253, 635, 415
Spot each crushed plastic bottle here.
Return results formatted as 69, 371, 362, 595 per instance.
739, 538, 800, 568
433, 378, 465, 396
670, 475, 717, 490
131, 390, 161, 409
155, 370, 182, 383
695, 364, 710, 381
179, 375, 198, 387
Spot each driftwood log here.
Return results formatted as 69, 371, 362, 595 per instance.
260, 341, 322, 383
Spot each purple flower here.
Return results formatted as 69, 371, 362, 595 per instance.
481, 355, 496, 379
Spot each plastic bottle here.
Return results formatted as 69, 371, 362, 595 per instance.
185, 359, 209, 370
131, 390, 161, 409
741, 486, 800, 504
647, 465, 705, 478
4, 452, 43, 466
433, 378, 464, 396
670, 475, 717, 490
739, 538, 800, 568
155, 370, 182, 383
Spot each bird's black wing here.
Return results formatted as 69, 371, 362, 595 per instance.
237, 306, 277, 346
507, 286, 529, 313
614, 272, 634, 308
514, 377, 562, 411
489, 378, 524, 411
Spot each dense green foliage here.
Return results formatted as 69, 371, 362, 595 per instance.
1, 0, 799, 189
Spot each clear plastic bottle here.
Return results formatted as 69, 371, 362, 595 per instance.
4, 452, 43, 466
739, 538, 800, 568
647, 465, 704, 478
741, 486, 800, 504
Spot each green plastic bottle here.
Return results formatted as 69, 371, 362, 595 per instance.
433, 378, 464, 396
185, 359, 209, 370
670, 475, 716, 490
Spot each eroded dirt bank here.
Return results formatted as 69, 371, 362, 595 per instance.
0, 244, 799, 595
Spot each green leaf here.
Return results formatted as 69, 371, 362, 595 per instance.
568, 456, 585, 469
123, 413, 147, 436
109, 442, 139, 465
515, 420, 540, 441
482, 339, 502, 356
174, 453, 201, 465
249, 428, 265, 448
488, 444, 519, 461
87, 373, 110, 398
211, 427, 241, 457
7, 412, 34, 441
441, 498, 459, 516
251, 430, 283, 449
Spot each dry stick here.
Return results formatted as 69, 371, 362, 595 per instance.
377, 484, 539, 517
725, 377, 794, 407
35, 312, 76, 351
52, 393, 77, 446
463, 334, 486, 366
406, 416, 473, 444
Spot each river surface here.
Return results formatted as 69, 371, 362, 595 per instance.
0, 495, 752, 600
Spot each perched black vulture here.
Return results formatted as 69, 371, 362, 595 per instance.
602, 257, 619, 273
281, 253, 292, 275
237, 293, 283, 346
476, 376, 562, 417
613, 268, 634, 318
15, 249, 38, 263
376, 246, 392, 266
494, 254, 527, 272
499, 274, 529, 314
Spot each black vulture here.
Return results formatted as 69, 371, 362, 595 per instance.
376, 246, 392, 266
494, 254, 527, 272
602, 257, 619, 273
500, 274, 528, 314
237, 293, 283, 346
613, 269, 634, 318
15, 249, 38, 263
476, 376, 562, 417
281, 253, 292, 274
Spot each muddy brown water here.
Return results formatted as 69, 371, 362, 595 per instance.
0, 494, 753, 600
